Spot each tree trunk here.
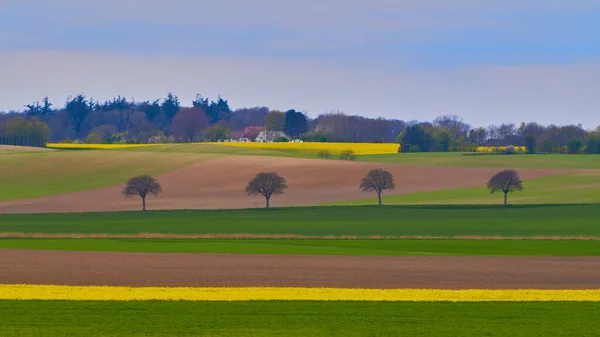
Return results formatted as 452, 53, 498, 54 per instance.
377, 192, 382, 206
504, 192, 508, 207
142, 196, 146, 211
265, 197, 270, 209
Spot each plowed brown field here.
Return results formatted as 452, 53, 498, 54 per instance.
0, 145, 54, 153
2, 250, 599, 289
0, 156, 577, 214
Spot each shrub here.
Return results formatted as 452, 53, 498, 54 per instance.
86, 132, 103, 144
202, 125, 232, 142
408, 145, 422, 153
317, 149, 331, 159
274, 136, 289, 142
301, 132, 328, 142
340, 150, 357, 161
568, 137, 584, 154
501, 145, 516, 155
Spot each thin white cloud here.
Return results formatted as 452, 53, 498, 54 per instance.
0, 50, 598, 128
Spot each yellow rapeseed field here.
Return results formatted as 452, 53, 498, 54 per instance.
46, 143, 164, 149
209, 142, 400, 155
476, 146, 527, 153
2, 285, 599, 302
46, 142, 526, 155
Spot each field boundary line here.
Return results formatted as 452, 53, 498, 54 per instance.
2, 232, 600, 240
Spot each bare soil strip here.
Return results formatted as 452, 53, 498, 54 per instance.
2, 250, 599, 289
0, 145, 54, 153
0, 156, 580, 214
2, 233, 600, 240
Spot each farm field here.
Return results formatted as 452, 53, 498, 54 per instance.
332, 171, 600, 205
0, 145, 55, 153
1, 145, 599, 212
2, 145, 600, 336
2, 250, 600, 289
0, 150, 214, 201
3, 301, 599, 337
1, 205, 599, 237
48, 143, 600, 168
50, 142, 320, 158
360, 152, 600, 169
47, 141, 400, 155
2, 238, 600, 256
1, 153, 577, 213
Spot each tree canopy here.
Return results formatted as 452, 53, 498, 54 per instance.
487, 170, 523, 206
283, 109, 308, 139
360, 168, 396, 205
245, 172, 287, 208
122, 175, 162, 211
265, 110, 285, 132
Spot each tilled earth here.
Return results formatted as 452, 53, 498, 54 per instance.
2, 249, 600, 289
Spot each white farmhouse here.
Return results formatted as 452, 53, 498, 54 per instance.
255, 131, 290, 142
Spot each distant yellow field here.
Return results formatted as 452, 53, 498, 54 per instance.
2, 285, 599, 302
476, 146, 527, 153
46, 143, 163, 149
46, 142, 400, 155
45, 142, 524, 155
211, 142, 400, 155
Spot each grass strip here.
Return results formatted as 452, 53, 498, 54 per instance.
2, 204, 600, 237
2, 238, 600, 256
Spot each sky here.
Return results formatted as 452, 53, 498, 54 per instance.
0, 0, 598, 128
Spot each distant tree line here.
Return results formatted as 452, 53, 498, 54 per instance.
0, 116, 51, 147
1, 93, 599, 153
397, 115, 600, 154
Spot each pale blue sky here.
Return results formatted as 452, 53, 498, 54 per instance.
0, 0, 598, 127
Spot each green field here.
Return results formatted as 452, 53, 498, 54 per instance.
2, 238, 599, 256
0, 151, 215, 201
332, 172, 600, 205
2, 300, 599, 337
1, 205, 598, 237
121, 143, 320, 158
360, 152, 600, 169
130, 144, 600, 169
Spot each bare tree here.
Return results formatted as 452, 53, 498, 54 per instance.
487, 169, 523, 206
123, 175, 162, 211
245, 172, 287, 208
360, 168, 395, 205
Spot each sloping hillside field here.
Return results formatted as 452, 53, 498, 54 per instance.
1, 143, 597, 212
1, 144, 600, 336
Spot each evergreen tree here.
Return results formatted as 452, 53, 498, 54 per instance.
283, 109, 308, 139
